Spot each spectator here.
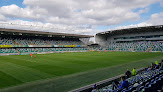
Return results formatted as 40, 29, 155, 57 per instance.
92, 84, 97, 92
155, 61, 159, 65
132, 68, 137, 76
119, 76, 129, 89
147, 66, 152, 71
125, 69, 132, 78
156, 63, 160, 69
151, 63, 156, 69
93, 84, 97, 89
151, 62, 155, 67
91, 88, 96, 92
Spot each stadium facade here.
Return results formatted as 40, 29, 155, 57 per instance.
95, 25, 163, 52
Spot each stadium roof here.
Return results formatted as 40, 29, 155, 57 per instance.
96, 25, 163, 36
0, 28, 93, 38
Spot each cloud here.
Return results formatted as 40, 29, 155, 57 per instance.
137, 8, 149, 14
105, 12, 163, 31
0, 14, 6, 21
148, 12, 163, 25
23, 0, 77, 18
0, 0, 160, 26
0, 19, 94, 35
0, 4, 47, 20
113, 22, 153, 30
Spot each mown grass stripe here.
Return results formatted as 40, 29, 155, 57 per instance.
0, 52, 162, 91
0, 71, 22, 89
0, 62, 54, 82
0, 55, 162, 92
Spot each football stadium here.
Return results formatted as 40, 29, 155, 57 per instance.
0, 25, 163, 92
0, 1, 163, 92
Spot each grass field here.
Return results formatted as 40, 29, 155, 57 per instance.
0, 51, 163, 92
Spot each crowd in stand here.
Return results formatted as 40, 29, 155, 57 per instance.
92, 60, 163, 92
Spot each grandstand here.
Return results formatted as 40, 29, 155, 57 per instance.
95, 25, 163, 52
1, 25, 163, 55
92, 68, 163, 92
0, 28, 93, 55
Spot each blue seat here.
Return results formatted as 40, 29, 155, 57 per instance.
159, 75, 162, 78
144, 82, 149, 87
121, 89, 130, 92
114, 88, 122, 92
121, 89, 126, 92
144, 85, 152, 92
130, 86, 137, 91
138, 86, 144, 92
150, 79, 155, 83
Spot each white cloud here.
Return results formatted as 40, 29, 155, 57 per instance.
0, 20, 94, 35
0, 0, 160, 26
0, 14, 6, 21
148, 12, 163, 25
105, 12, 163, 31
113, 22, 153, 30
137, 8, 149, 14
0, 4, 47, 20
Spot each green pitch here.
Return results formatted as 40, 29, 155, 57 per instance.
0, 51, 163, 92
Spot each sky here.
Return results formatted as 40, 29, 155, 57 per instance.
0, 0, 163, 37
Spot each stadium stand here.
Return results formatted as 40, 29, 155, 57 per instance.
1, 25, 163, 55
0, 47, 92, 55
0, 37, 85, 46
0, 48, 18, 54
104, 41, 163, 52
69, 60, 163, 92
0, 28, 93, 55
16, 48, 90, 53
96, 25, 163, 52
152, 42, 163, 52
70, 60, 162, 92
94, 69, 163, 92
0, 37, 14, 45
